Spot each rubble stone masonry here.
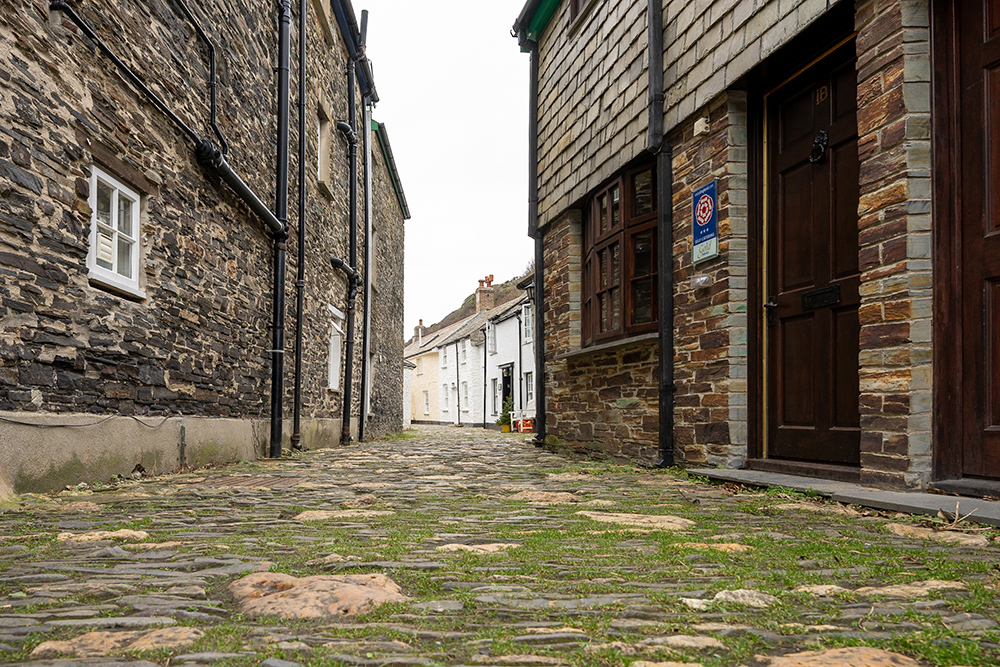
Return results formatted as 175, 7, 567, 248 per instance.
853, 0, 933, 488
0, 0, 404, 493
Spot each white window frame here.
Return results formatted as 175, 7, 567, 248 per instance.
461, 381, 469, 409
523, 304, 533, 341
442, 383, 449, 411
417, 358, 423, 375
525, 371, 534, 403
460, 340, 467, 364
328, 313, 344, 391
88, 166, 144, 298
487, 324, 497, 355
423, 390, 430, 415
442, 347, 448, 367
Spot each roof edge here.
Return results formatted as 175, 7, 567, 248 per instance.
512, 0, 561, 48
372, 120, 410, 220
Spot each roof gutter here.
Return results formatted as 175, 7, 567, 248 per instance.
373, 121, 411, 220
513, 0, 561, 50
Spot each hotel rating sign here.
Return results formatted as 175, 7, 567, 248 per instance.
692, 180, 719, 264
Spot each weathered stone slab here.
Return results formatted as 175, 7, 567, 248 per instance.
229, 572, 407, 618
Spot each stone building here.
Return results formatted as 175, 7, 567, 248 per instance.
0, 0, 408, 495
514, 0, 998, 495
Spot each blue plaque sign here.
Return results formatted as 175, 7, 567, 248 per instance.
692, 180, 719, 264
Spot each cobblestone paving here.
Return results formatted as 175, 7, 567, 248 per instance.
0, 425, 998, 667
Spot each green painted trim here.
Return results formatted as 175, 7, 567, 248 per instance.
372, 121, 410, 220
527, 0, 561, 42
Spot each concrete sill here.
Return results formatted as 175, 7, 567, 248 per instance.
555, 332, 659, 361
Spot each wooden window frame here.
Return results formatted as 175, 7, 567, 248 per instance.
582, 162, 658, 346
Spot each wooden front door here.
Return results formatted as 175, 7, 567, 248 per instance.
765, 41, 861, 465
954, 0, 1000, 478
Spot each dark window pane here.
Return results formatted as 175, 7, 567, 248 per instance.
633, 231, 652, 277
611, 287, 620, 330
599, 293, 608, 332
599, 194, 608, 234
633, 169, 653, 216
633, 280, 652, 324
600, 249, 608, 288
611, 186, 620, 228
611, 243, 620, 286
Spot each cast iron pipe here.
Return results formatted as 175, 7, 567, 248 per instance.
516, 311, 523, 411
269, 0, 292, 459
50, 1, 290, 455
647, 0, 674, 467
290, 0, 308, 451
359, 10, 373, 442
481, 326, 488, 429
338, 110, 359, 443
173, 0, 229, 155
331, 255, 359, 440
526, 42, 546, 444
455, 342, 462, 426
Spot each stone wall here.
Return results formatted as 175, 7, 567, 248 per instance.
0, 0, 404, 491
534, 0, 841, 232
668, 92, 748, 468
853, 0, 933, 488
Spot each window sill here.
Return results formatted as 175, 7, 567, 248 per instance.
555, 332, 659, 361
318, 180, 334, 199
568, 0, 600, 37
88, 270, 146, 301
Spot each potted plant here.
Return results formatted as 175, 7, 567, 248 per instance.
497, 397, 513, 433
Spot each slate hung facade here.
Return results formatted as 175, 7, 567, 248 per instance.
0, 0, 408, 495
515, 0, 1000, 495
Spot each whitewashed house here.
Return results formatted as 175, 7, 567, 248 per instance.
485, 295, 536, 431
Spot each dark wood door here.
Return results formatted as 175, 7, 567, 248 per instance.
956, 0, 1000, 478
765, 42, 861, 465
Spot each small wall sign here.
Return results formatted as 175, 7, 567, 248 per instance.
692, 180, 719, 264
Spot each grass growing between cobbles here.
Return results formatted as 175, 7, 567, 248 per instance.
0, 427, 997, 666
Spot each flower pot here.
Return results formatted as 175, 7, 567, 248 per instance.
501, 424, 511, 433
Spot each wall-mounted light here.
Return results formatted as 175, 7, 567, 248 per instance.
524, 281, 535, 303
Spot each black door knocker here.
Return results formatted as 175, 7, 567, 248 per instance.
808, 130, 829, 164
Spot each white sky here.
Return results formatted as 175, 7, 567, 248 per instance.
360, 0, 534, 337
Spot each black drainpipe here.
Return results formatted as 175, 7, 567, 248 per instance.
338, 107, 359, 444
527, 42, 546, 444
359, 11, 373, 442
455, 342, 462, 426
49, 2, 289, 455
516, 310, 523, 411
290, 0, 307, 451
173, 0, 229, 156
481, 326, 488, 429
647, 0, 674, 467
330, 255, 359, 433
269, 0, 292, 459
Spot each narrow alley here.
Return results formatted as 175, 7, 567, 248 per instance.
0, 426, 996, 667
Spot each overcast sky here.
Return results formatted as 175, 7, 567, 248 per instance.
360, 1, 534, 338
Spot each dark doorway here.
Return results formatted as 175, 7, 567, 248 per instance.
763, 39, 861, 466
501, 365, 513, 413
934, 0, 1000, 482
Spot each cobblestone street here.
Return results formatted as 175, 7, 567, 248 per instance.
0, 425, 997, 667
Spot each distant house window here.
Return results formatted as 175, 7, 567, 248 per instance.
460, 341, 467, 364
487, 324, 497, 354
442, 347, 448, 366
525, 371, 534, 403
423, 391, 429, 415
417, 358, 423, 375
442, 384, 449, 410
461, 381, 469, 408
491, 378, 498, 414
88, 166, 143, 297
583, 163, 658, 345
523, 304, 533, 341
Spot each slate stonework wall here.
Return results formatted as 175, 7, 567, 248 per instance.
853, 0, 933, 488
0, 0, 404, 473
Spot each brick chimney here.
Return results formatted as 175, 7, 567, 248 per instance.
475, 275, 495, 313
414, 319, 424, 345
